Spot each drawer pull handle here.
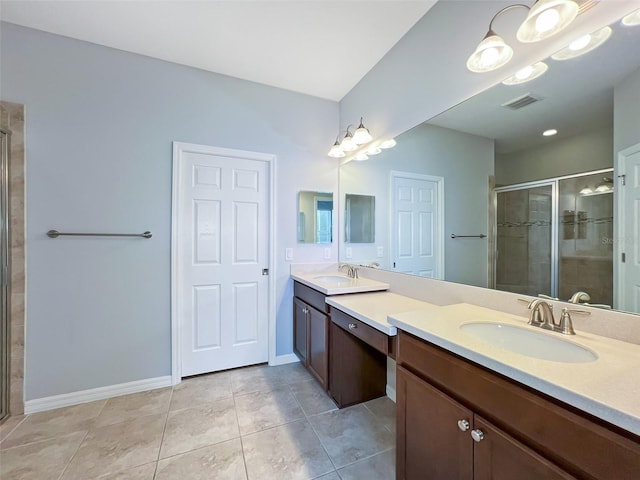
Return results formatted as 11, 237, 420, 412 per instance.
457, 419, 470, 432
348, 323, 357, 330
471, 429, 485, 442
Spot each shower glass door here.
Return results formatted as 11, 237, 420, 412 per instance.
1, 130, 9, 421
558, 173, 614, 306
495, 182, 555, 297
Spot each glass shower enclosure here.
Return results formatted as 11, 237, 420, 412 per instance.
494, 169, 614, 306
1, 129, 9, 422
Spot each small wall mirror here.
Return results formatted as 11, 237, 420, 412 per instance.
298, 191, 333, 244
344, 194, 375, 243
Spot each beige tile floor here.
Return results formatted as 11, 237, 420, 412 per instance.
0, 362, 396, 479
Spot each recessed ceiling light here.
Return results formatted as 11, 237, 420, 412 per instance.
543, 129, 558, 136
502, 62, 549, 85
551, 26, 612, 61
622, 8, 640, 26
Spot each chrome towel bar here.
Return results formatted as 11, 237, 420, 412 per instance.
47, 230, 152, 239
450, 234, 487, 239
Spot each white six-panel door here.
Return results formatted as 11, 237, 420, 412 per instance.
618, 143, 640, 314
173, 143, 271, 377
391, 171, 444, 278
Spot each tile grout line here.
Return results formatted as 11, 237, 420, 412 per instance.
152, 386, 174, 480
296, 388, 341, 476
55, 429, 90, 480
0, 414, 28, 445
232, 392, 251, 480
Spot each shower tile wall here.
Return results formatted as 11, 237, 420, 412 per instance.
1, 101, 26, 416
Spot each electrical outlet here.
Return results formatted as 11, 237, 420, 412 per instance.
323, 247, 331, 260
377, 246, 384, 257
285, 248, 293, 261
346, 247, 353, 259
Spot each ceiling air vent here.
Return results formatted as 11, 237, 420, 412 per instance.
501, 93, 542, 110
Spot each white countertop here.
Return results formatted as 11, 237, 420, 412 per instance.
388, 303, 640, 436
291, 271, 389, 295
326, 292, 438, 335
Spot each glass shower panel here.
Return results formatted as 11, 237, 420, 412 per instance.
1, 130, 8, 421
496, 184, 553, 296
558, 174, 613, 306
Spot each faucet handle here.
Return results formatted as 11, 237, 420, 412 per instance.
558, 308, 590, 335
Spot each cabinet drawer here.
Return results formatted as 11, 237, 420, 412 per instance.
330, 307, 388, 355
397, 331, 640, 480
294, 281, 329, 313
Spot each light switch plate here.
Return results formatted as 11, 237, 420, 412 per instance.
285, 248, 293, 261
346, 247, 353, 259
323, 247, 331, 260
377, 246, 384, 257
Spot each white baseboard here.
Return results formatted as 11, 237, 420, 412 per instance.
386, 385, 396, 403
269, 353, 300, 366
24, 375, 173, 414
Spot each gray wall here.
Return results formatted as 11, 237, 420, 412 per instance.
614, 67, 640, 155
495, 126, 614, 186
340, 124, 494, 287
1, 23, 338, 400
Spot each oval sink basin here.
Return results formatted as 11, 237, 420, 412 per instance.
313, 275, 352, 284
459, 322, 597, 363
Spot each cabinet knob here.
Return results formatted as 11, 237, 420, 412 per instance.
471, 429, 485, 442
457, 419, 470, 432
348, 323, 357, 330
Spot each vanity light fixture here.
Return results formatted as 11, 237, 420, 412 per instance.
380, 138, 397, 149
543, 128, 558, 136
551, 26, 612, 61
340, 127, 358, 152
366, 145, 382, 156
502, 61, 549, 85
353, 118, 373, 145
622, 8, 640, 26
328, 135, 346, 158
579, 186, 593, 195
467, 0, 579, 73
516, 0, 579, 43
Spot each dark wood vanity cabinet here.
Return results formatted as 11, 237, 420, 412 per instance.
396, 330, 640, 480
328, 307, 387, 408
293, 282, 329, 389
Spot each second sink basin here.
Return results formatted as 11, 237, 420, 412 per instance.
460, 322, 597, 363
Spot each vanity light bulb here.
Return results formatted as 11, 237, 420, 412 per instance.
466, 33, 513, 73
579, 187, 593, 195
569, 34, 591, 51
341, 135, 357, 152
543, 129, 558, 136
622, 8, 640, 26
380, 138, 397, 149
535, 8, 560, 33
516, 66, 533, 80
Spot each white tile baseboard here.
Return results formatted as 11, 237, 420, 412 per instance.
269, 353, 300, 366
24, 375, 172, 414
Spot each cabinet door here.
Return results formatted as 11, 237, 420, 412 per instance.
397, 366, 473, 480
307, 305, 329, 389
473, 416, 575, 480
293, 298, 308, 366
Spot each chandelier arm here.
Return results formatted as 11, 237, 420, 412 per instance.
488, 4, 531, 32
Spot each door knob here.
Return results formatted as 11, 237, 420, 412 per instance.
471, 429, 485, 442
457, 419, 470, 431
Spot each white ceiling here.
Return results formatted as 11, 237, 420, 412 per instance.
0, 0, 436, 101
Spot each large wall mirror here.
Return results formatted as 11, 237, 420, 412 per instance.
339, 13, 640, 315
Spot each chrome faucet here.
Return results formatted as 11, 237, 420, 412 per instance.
524, 299, 590, 335
527, 299, 555, 330
569, 291, 591, 304
338, 263, 358, 279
